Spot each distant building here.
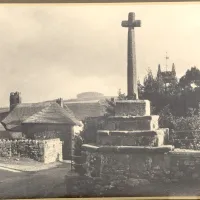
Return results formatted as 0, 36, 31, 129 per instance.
65, 99, 107, 121
64, 92, 116, 121
76, 92, 105, 100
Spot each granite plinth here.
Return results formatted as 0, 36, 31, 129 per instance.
105, 115, 159, 131
96, 129, 168, 147
115, 100, 150, 116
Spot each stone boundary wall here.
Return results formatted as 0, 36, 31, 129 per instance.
81, 144, 200, 182
66, 145, 200, 196
0, 138, 63, 164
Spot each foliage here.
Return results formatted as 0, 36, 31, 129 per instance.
173, 115, 200, 131
179, 66, 200, 91
158, 105, 174, 129
117, 89, 127, 100
165, 112, 200, 150
105, 98, 115, 116
104, 89, 126, 116
138, 80, 144, 99
104, 66, 200, 117
139, 66, 200, 116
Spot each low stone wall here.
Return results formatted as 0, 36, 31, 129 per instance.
82, 145, 172, 182
81, 144, 200, 182
67, 145, 200, 196
169, 150, 200, 181
0, 138, 63, 164
0, 140, 12, 157
43, 138, 63, 163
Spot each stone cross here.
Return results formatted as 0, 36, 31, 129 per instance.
121, 12, 141, 100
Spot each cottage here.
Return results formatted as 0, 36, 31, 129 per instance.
1, 92, 82, 159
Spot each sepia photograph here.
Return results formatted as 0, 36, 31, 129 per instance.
0, 2, 200, 198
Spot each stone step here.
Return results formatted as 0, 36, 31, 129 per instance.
96, 129, 169, 147
115, 100, 150, 116
105, 115, 159, 131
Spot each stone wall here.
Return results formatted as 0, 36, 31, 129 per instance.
43, 138, 63, 163
81, 145, 200, 182
169, 150, 200, 181
0, 140, 12, 157
22, 124, 73, 159
67, 145, 200, 196
0, 138, 63, 163
82, 145, 172, 182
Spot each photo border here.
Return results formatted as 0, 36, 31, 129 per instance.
1, 1, 200, 199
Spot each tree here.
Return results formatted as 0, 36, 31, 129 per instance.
138, 79, 144, 99
142, 68, 165, 114
158, 104, 174, 129
178, 67, 200, 116
179, 66, 200, 91
143, 68, 157, 94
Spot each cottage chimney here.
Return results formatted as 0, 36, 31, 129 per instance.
10, 91, 22, 111
56, 98, 64, 107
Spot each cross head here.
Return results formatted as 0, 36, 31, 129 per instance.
121, 12, 141, 29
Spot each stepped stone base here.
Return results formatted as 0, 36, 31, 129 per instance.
115, 100, 150, 116
97, 129, 169, 147
105, 115, 159, 131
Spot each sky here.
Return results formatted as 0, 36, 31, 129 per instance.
0, 3, 200, 106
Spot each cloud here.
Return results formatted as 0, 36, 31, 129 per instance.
0, 4, 200, 106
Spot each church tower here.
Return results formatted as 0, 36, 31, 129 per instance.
172, 63, 176, 77
156, 62, 177, 92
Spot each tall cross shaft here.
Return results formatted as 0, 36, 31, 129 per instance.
121, 12, 141, 100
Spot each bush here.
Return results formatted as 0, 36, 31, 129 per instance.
173, 115, 200, 131
158, 105, 175, 129
159, 104, 200, 149
168, 114, 200, 149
